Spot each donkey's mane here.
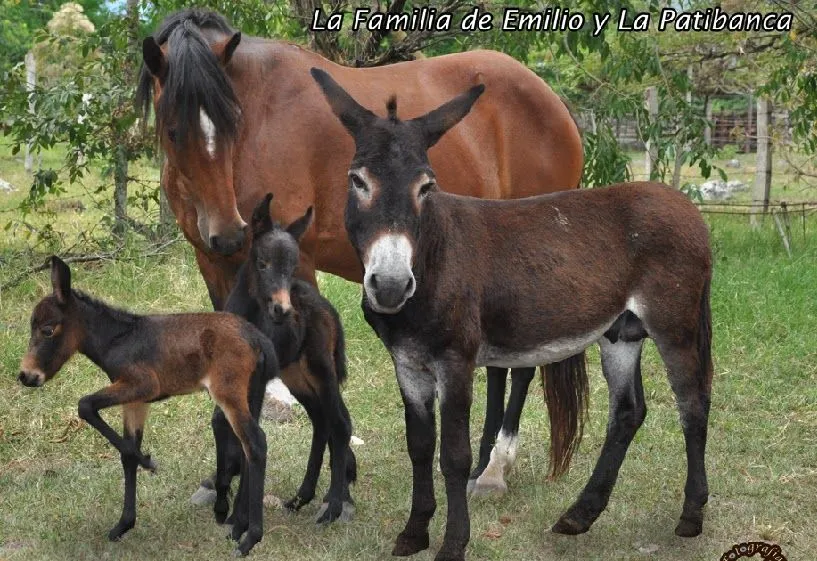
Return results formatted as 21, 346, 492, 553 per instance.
136, 9, 241, 148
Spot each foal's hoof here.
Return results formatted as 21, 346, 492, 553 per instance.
315, 500, 354, 524
234, 530, 262, 557
551, 515, 591, 535
107, 520, 134, 541
231, 521, 249, 542
674, 517, 703, 537
284, 495, 308, 513
434, 549, 466, 561
139, 454, 157, 473
392, 531, 430, 557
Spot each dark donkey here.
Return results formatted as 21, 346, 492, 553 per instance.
18, 257, 277, 556
312, 68, 713, 561
215, 193, 356, 524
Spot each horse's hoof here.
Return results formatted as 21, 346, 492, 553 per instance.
470, 475, 507, 497
551, 515, 591, 535
140, 454, 157, 473
675, 518, 703, 537
392, 531, 430, 556
191, 485, 218, 506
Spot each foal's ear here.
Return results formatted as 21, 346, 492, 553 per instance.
213, 32, 241, 66
411, 84, 485, 148
142, 36, 167, 80
286, 206, 314, 243
310, 68, 376, 139
251, 193, 274, 237
50, 256, 72, 305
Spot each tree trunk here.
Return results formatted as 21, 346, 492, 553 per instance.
113, 142, 128, 235
751, 97, 772, 228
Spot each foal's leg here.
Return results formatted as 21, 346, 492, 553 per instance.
391, 358, 437, 557
472, 367, 535, 496
109, 402, 149, 541
77, 378, 157, 471
219, 397, 267, 556
315, 367, 352, 524
211, 406, 234, 524
553, 338, 645, 535
468, 367, 506, 492
655, 340, 711, 537
283, 391, 327, 512
433, 355, 474, 561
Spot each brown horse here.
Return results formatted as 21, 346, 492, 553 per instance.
313, 69, 713, 561
136, 8, 583, 499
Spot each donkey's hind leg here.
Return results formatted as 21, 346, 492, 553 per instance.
553, 336, 646, 535
472, 367, 535, 496
654, 340, 711, 537
109, 403, 149, 541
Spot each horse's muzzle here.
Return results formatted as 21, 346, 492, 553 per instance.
209, 228, 246, 256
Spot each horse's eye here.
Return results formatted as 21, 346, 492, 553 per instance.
418, 181, 436, 199
41, 326, 55, 337
349, 173, 369, 193
167, 128, 177, 143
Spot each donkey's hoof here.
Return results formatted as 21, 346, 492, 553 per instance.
107, 519, 134, 541
392, 531, 430, 556
551, 515, 591, 535
674, 517, 703, 537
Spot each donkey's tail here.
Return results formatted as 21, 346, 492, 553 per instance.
542, 351, 589, 479
697, 277, 714, 394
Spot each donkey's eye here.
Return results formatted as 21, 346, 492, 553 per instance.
418, 181, 436, 199
349, 173, 369, 193
41, 326, 55, 337
257, 259, 269, 270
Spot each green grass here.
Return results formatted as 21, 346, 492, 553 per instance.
1, 140, 816, 560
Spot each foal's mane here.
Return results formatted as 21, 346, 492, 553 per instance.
73, 290, 140, 326
136, 9, 241, 148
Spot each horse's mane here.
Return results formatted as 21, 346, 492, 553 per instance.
135, 9, 241, 148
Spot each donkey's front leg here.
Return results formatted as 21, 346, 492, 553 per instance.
434, 355, 474, 561
392, 354, 437, 557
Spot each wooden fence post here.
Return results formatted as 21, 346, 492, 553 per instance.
704, 97, 712, 146
644, 86, 659, 180
751, 97, 772, 227
745, 92, 754, 153
24, 51, 36, 173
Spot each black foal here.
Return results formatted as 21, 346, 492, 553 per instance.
18, 257, 277, 556
215, 193, 356, 524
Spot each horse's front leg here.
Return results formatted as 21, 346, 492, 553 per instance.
391, 353, 437, 557
433, 354, 474, 561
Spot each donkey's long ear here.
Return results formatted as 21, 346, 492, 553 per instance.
251, 193, 274, 237
310, 68, 376, 138
286, 206, 314, 243
213, 32, 241, 66
50, 256, 72, 305
411, 84, 485, 148
142, 36, 167, 80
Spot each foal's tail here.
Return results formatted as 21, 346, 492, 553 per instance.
697, 277, 714, 394
542, 351, 589, 479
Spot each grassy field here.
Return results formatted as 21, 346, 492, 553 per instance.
1, 142, 816, 561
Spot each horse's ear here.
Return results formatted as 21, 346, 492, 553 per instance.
310, 68, 376, 139
411, 84, 485, 148
251, 193, 274, 237
213, 32, 241, 66
50, 256, 72, 305
142, 36, 167, 80
286, 206, 314, 243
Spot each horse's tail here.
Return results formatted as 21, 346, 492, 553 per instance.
697, 277, 714, 395
542, 351, 589, 479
